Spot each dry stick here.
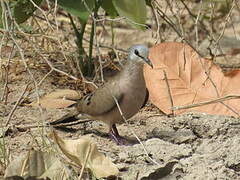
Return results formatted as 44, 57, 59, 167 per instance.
37, 69, 53, 86
180, 0, 209, 36
0, 17, 8, 82
212, 0, 236, 59
198, 58, 239, 117
111, 95, 160, 166
194, 0, 203, 48
236, 0, 240, 13
0, 23, 127, 54
206, 1, 236, 63
150, 2, 161, 44
5, 83, 30, 126
25, 37, 78, 81
18, 13, 97, 88
0, 28, 59, 40
200, 2, 237, 114
14, 119, 93, 130
154, 3, 203, 57
1, 43, 15, 103
5, 1, 42, 107
10, 31, 42, 109
94, 15, 104, 82
79, 144, 91, 180
156, 1, 239, 116
13, 0, 78, 82
163, 70, 174, 115
4, 1, 47, 133
172, 95, 240, 111
1, 65, 9, 103
29, 0, 54, 31
208, 72, 239, 116
215, 0, 235, 45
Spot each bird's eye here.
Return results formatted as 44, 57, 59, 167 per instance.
134, 49, 139, 56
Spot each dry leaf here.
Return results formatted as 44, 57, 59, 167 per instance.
44, 89, 82, 100
4, 150, 70, 180
0, 45, 16, 58
30, 89, 81, 109
31, 98, 77, 109
144, 42, 240, 117
50, 130, 119, 178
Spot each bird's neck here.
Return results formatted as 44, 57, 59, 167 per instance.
121, 61, 145, 81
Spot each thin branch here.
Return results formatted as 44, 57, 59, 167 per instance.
172, 95, 240, 112
111, 95, 160, 166
10, 119, 92, 131
5, 83, 30, 126
163, 70, 174, 115
79, 144, 91, 180
153, 1, 204, 57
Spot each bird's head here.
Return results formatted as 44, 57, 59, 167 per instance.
128, 45, 153, 68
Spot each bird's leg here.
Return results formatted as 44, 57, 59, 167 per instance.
112, 124, 120, 137
109, 124, 125, 145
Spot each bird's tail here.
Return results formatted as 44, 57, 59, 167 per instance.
50, 111, 93, 127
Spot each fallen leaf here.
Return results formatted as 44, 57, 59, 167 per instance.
30, 89, 81, 109
4, 150, 70, 180
0, 45, 16, 58
30, 98, 77, 109
44, 89, 82, 100
50, 130, 119, 178
144, 42, 240, 117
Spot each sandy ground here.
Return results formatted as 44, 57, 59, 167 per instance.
1, 67, 240, 179
1, 2, 240, 179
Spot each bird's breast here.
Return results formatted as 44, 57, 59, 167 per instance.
119, 78, 147, 119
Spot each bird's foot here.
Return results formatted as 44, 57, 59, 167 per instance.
109, 131, 126, 145
109, 124, 126, 145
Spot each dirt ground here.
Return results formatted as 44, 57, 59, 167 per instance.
1, 2, 240, 179
1, 67, 240, 179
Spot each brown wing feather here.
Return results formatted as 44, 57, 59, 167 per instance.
141, 88, 149, 109
77, 81, 123, 116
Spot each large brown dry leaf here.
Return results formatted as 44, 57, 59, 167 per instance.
144, 42, 240, 117
30, 89, 81, 109
51, 130, 119, 178
4, 150, 70, 179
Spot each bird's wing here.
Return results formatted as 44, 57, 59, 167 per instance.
140, 88, 149, 109
77, 81, 123, 116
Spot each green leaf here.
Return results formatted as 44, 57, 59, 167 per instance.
57, 0, 95, 23
145, 0, 153, 6
101, 0, 118, 18
0, 5, 3, 28
112, 0, 147, 29
13, 0, 43, 24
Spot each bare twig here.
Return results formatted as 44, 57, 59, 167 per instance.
1, 43, 15, 103
112, 95, 160, 166
5, 83, 30, 126
163, 70, 174, 115
198, 57, 240, 117
79, 144, 91, 180
153, 1, 204, 57
13, 119, 92, 130
172, 95, 240, 111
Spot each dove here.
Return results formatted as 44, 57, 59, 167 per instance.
51, 45, 153, 144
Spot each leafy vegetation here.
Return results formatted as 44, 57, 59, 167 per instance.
0, 0, 43, 28
56, 0, 148, 76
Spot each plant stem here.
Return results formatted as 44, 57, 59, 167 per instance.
68, 13, 87, 73
88, 0, 101, 76
88, 19, 94, 76
111, 21, 114, 46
